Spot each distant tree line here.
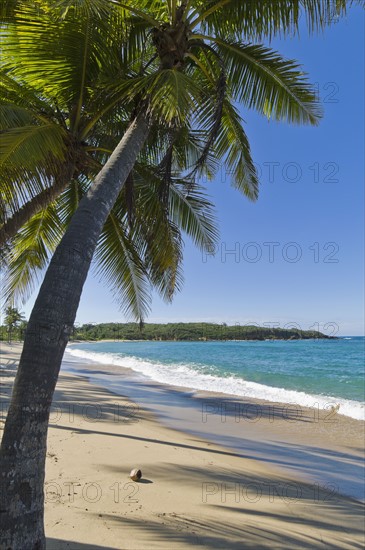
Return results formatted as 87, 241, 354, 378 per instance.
68, 322, 334, 342
0, 316, 336, 343
0, 307, 27, 342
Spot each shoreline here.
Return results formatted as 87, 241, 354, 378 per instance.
66, 341, 365, 422
62, 349, 365, 502
1, 342, 364, 548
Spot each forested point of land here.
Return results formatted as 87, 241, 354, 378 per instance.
0, 321, 338, 342
66, 322, 335, 341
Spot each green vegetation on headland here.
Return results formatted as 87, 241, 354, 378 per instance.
68, 322, 336, 342
0, 321, 336, 342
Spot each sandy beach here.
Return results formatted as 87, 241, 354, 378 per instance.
1, 342, 364, 549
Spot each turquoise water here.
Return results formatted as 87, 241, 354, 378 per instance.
66, 337, 365, 420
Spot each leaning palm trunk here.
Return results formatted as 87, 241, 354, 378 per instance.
0, 170, 73, 247
0, 114, 149, 549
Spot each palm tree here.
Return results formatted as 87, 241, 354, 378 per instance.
3, 306, 25, 343
1, 1, 361, 547
0, 2, 217, 320
0, 76, 218, 321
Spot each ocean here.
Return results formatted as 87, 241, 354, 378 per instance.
65, 337, 365, 421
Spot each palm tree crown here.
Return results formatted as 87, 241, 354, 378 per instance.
1, 1, 220, 320
1, 0, 359, 321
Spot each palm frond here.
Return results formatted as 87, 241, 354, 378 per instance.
104, 69, 207, 125
0, 104, 35, 128
126, 166, 185, 302
144, 219, 184, 303
0, 129, 68, 217
1, 2, 127, 119
0, 173, 75, 245
193, 0, 357, 40
189, 67, 226, 177
0, 122, 68, 221
94, 209, 151, 322
209, 39, 322, 125
3, 203, 64, 304
215, 101, 259, 200
0, 123, 67, 169
56, 177, 89, 226
132, 163, 218, 253
144, 70, 207, 124
169, 180, 219, 251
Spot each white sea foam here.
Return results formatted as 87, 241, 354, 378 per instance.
65, 347, 365, 421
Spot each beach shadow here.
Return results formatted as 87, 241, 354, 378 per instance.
2, 362, 364, 504
65, 368, 122, 377
50, 421, 365, 501
45, 458, 363, 549
48, 374, 144, 426
94, 509, 363, 550
51, 424, 244, 460
46, 539, 118, 549
62, 368, 316, 426
92, 462, 364, 548
106, 378, 316, 423
0, 358, 18, 369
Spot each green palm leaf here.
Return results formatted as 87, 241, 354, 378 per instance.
169, 181, 219, 251
0, 124, 67, 169
94, 210, 152, 321
3, 203, 64, 304
145, 69, 206, 125
193, 0, 358, 40
215, 100, 258, 199
57, 177, 89, 225
204, 39, 322, 125
0, 123, 68, 219
131, 162, 219, 252
123, 171, 183, 302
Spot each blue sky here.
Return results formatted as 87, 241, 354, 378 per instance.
22, 6, 364, 336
